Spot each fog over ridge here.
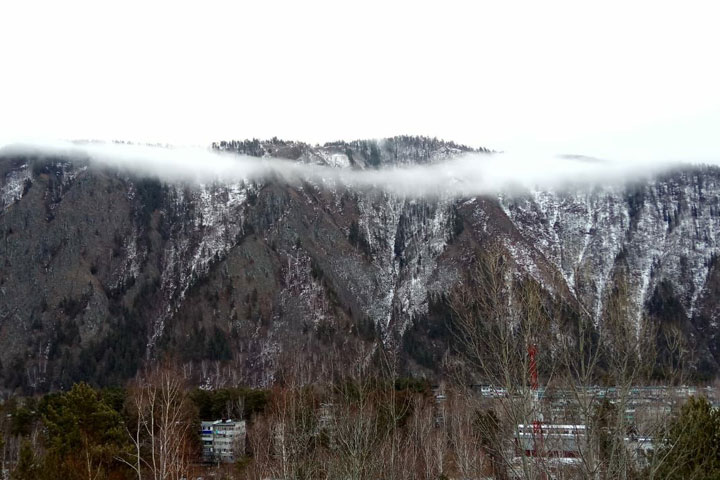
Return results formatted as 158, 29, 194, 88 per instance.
0, 139, 710, 198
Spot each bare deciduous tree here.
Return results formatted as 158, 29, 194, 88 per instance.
119, 365, 194, 480
449, 243, 685, 479
449, 243, 556, 478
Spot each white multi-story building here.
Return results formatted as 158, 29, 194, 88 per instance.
200, 419, 246, 463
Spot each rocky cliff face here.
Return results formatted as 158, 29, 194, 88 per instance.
1, 137, 719, 393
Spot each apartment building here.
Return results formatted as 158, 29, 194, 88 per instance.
201, 419, 246, 463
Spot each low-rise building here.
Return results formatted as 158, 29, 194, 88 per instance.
200, 419, 246, 463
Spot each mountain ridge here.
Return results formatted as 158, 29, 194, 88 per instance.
1, 136, 719, 394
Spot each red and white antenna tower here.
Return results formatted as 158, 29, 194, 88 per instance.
529, 344, 543, 448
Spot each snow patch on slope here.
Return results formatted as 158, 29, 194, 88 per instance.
1, 164, 31, 210
500, 171, 720, 334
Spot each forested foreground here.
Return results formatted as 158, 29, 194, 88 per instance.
0, 361, 719, 480
3, 246, 720, 479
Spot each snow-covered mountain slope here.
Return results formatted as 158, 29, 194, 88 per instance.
1, 137, 719, 392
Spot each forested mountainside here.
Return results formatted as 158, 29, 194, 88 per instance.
2, 136, 720, 394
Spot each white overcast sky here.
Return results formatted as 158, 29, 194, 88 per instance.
1, 0, 719, 162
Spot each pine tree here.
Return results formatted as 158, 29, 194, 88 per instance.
653, 396, 720, 478
11, 440, 37, 480
40, 382, 126, 480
